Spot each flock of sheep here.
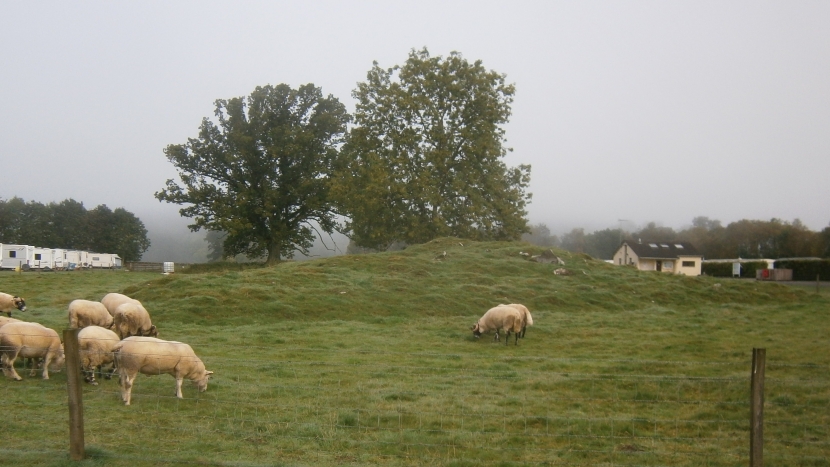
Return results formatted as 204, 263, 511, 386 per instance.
0, 291, 212, 406
0, 289, 532, 406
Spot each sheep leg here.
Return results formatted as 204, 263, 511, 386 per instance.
84, 365, 98, 385
29, 357, 42, 377
105, 362, 116, 380
2, 352, 22, 381
41, 355, 51, 379
120, 370, 136, 405
175, 377, 184, 399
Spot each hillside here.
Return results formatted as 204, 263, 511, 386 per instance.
129, 237, 806, 322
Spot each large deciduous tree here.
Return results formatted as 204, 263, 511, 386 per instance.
156, 83, 349, 265
333, 48, 531, 250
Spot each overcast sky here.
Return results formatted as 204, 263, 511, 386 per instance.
2, 1, 829, 258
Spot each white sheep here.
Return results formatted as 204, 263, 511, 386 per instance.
499, 303, 534, 338
101, 292, 141, 317
113, 336, 213, 405
112, 302, 157, 339
78, 325, 121, 385
0, 292, 27, 317
471, 305, 525, 346
68, 299, 114, 329
0, 321, 65, 380
0, 316, 22, 327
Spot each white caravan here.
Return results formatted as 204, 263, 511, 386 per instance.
31, 247, 55, 269
90, 253, 120, 268
51, 248, 67, 270
0, 244, 35, 270
64, 250, 92, 269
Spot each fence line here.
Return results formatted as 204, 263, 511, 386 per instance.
3, 343, 828, 466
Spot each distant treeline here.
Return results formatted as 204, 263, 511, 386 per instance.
524, 216, 830, 260
0, 197, 150, 262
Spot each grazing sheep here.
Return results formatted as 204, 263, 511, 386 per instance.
113, 336, 213, 405
0, 321, 65, 380
78, 325, 120, 385
112, 302, 157, 339
68, 299, 114, 329
0, 316, 22, 327
500, 303, 534, 338
471, 305, 525, 346
101, 292, 141, 317
0, 292, 27, 317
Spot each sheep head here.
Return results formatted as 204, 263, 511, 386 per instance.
13, 297, 26, 312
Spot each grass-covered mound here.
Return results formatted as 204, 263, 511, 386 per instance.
1, 238, 827, 467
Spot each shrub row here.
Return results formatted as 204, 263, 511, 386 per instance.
701, 261, 768, 278
773, 259, 830, 281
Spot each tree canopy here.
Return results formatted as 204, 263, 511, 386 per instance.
332, 48, 531, 250
531, 217, 830, 260
0, 197, 150, 261
156, 83, 349, 264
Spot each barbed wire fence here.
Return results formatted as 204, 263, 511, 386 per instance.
1, 333, 828, 466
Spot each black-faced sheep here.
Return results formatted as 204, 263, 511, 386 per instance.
471, 305, 525, 346
113, 336, 213, 405
68, 299, 114, 329
0, 321, 65, 380
112, 302, 157, 339
0, 292, 27, 317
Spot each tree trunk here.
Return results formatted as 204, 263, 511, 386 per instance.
265, 243, 281, 266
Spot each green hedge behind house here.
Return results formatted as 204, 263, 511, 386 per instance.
773, 259, 830, 281
702, 261, 768, 278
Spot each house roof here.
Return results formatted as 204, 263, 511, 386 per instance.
622, 241, 701, 259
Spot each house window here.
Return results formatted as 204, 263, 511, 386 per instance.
682, 261, 695, 267
675, 244, 684, 249
649, 243, 658, 248
35, 254, 42, 260
92, 257, 100, 261
8, 251, 16, 258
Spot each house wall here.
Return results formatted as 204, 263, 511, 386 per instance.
613, 244, 638, 266
676, 256, 702, 276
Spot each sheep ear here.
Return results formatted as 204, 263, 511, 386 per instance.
206, 371, 214, 375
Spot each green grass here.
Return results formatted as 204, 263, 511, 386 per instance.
0, 238, 828, 466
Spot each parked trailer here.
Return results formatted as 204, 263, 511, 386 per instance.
31, 247, 55, 270
65, 250, 92, 269
0, 244, 35, 270
90, 253, 122, 269
51, 248, 67, 270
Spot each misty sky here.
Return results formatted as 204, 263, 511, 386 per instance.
2, 1, 829, 259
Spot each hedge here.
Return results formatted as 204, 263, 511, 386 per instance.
773, 259, 830, 281
702, 261, 768, 278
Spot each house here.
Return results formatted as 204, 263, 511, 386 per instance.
613, 241, 703, 276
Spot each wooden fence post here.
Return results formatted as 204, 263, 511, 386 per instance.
64, 328, 85, 460
750, 348, 765, 467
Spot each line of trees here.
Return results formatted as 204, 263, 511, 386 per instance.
0, 197, 150, 262
524, 217, 830, 260
156, 48, 531, 264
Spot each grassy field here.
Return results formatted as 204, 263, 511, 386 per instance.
0, 238, 827, 466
